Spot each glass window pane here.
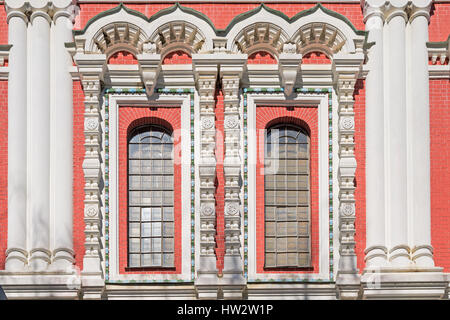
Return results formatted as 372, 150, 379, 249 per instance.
265, 222, 275, 236
152, 238, 161, 252
151, 208, 162, 221
142, 254, 151, 266
129, 238, 140, 253
151, 253, 161, 266
163, 207, 174, 221
141, 238, 151, 253
129, 207, 140, 221
265, 253, 276, 267
129, 223, 140, 237
152, 222, 162, 237
163, 222, 174, 237
141, 208, 151, 221
163, 238, 174, 252
277, 253, 287, 266
141, 223, 151, 237
163, 254, 174, 267
129, 254, 140, 267
265, 237, 276, 252
277, 238, 287, 252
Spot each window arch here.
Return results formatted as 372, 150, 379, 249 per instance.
127, 124, 175, 268
264, 123, 311, 268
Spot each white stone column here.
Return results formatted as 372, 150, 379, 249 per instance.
5, 6, 28, 271
408, 1, 434, 267
385, 3, 410, 267
49, 6, 75, 270
28, 8, 52, 271
363, 1, 388, 268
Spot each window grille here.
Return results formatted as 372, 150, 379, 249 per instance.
127, 125, 175, 268
264, 124, 311, 268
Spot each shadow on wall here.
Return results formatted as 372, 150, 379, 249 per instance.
0, 286, 6, 299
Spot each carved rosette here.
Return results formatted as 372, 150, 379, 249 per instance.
222, 76, 242, 257
197, 73, 217, 257
74, 55, 106, 274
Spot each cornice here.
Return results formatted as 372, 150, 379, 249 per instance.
74, 3, 367, 38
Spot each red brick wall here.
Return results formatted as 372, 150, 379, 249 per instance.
354, 80, 366, 273
429, 3, 450, 42
162, 50, 192, 65
302, 52, 331, 64
73, 81, 85, 269
247, 51, 277, 64
108, 51, 138, 65
0, 5, 7, 45
430, 79, 450, 272
76, 3, 365, 33
118, 106, 182, 274
255, 106, 319, 273
215, 89, 225, 273
0, 81, 8, 270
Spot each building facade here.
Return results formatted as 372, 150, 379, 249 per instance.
0, 0, 449, 299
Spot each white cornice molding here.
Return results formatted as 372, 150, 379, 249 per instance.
428, 64, 450, 78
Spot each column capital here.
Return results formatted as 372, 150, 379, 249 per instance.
362, 0, 385, 23
384, 0, 409, 23
408, 0, 432, 23
29, 6, 52, 24
5, 3, 29, 24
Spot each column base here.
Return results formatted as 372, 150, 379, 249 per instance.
336, 271, 362, 300
5, 248, 28, 272
361, 266, 447, 299
0, 272, 81, 299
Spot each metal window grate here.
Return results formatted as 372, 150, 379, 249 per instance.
127, 125, 175, 268
264, 124, 311, 268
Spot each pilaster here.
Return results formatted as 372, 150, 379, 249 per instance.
5, 3, 29, 272
192, 56, 219, 298
333, 53, 364, 299
219, 55, 247, 298
28, 5, 52, 271
73, 54, 106, 296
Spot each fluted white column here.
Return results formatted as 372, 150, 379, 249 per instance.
49, 7, 75, 270
28, 9, 51, 271
363, 3, 388, 268
408, 1, 434, 267
385, 5, 410, 267
5, 7, 28, 271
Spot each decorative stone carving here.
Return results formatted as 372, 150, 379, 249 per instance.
201, 116, 215, 130
340, 117, 355, 130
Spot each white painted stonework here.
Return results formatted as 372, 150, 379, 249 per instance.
0, 0, 448, 300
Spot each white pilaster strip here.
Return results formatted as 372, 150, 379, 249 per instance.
362, 0, 388, 268
408, 0, 435, 267
49, 5, 76, 270
5, 6, 28, 271
333, 52, 364, 299
385, 2, 410, 267
73, 54, 106, 279
220, 56, 246, 288
28, 8, 52, 271
193, 56, 218, 293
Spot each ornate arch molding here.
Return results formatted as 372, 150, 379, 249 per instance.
226, 4, 367, 56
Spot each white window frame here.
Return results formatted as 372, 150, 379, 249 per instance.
245, 91, 340, 281
106, 93, 192, 282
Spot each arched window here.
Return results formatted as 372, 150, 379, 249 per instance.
264, 124, 311, 268
127, 125, 174, 268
